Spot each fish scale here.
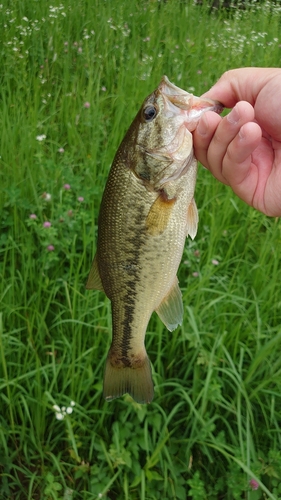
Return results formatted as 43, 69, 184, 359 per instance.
86, 76, 223, 404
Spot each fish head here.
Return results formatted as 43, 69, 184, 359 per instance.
130, 76, 223, 190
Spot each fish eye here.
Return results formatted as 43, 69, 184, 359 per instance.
143, 105, 157, 122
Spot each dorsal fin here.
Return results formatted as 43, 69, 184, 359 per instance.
85, 254, 104, 291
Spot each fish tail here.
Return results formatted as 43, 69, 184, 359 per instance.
103, 355, 154, 404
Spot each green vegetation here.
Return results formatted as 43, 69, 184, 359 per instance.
1, 0, 281, 498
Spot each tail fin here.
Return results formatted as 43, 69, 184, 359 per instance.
103, 355, 154, 404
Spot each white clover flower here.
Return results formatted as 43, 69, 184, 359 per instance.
42, 192, 52, 201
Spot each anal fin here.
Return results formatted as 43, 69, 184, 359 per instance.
155, 278, 183, 331
85, 254, 104, 291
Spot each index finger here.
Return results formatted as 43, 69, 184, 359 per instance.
200, 67, 281, 108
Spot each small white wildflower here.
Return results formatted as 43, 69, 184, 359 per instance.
55, 412, 64, 420
22, 16, 28, 22
212, 259, 219, 266
64, 488, 74, 499
53, 404, 65, 420
36, 134, 46, 141
52, 399, 75, 420
42, 192, 52, 201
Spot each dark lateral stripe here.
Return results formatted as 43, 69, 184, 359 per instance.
120, 302, 135, 361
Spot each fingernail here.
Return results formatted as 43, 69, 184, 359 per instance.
197, 114, 208, 136
227, 106, 240, 125
238, 127, 245, 140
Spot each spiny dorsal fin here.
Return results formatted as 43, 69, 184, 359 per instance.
85, 254, 104, 291
155, 278, 183, 331
186, 198, 198, 240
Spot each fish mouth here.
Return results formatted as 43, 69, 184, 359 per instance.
159, 75, 223, 125
139, 77, 224, 191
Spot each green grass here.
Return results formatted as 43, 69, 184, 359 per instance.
1, 0, 281, 498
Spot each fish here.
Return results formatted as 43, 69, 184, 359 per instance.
86, 76, 223, 404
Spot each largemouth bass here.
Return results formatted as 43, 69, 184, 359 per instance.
86, 76, 223, 404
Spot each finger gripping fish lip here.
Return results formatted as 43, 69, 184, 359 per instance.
159, 75, 224, 117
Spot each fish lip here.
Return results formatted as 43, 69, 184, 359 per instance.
159, 75, 190, 98
159, 75, 224, 117
189, 97, 224, 117
158, 76, 193, 112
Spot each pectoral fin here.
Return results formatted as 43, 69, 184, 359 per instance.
186, 198, 198, 240
145, 192, 176, 236
155, 278, 183, 331
85, 254, 104, 291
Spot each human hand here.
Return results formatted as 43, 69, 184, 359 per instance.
193, 67, 281, 216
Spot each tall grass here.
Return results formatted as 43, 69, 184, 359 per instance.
1, 0, 281, 498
